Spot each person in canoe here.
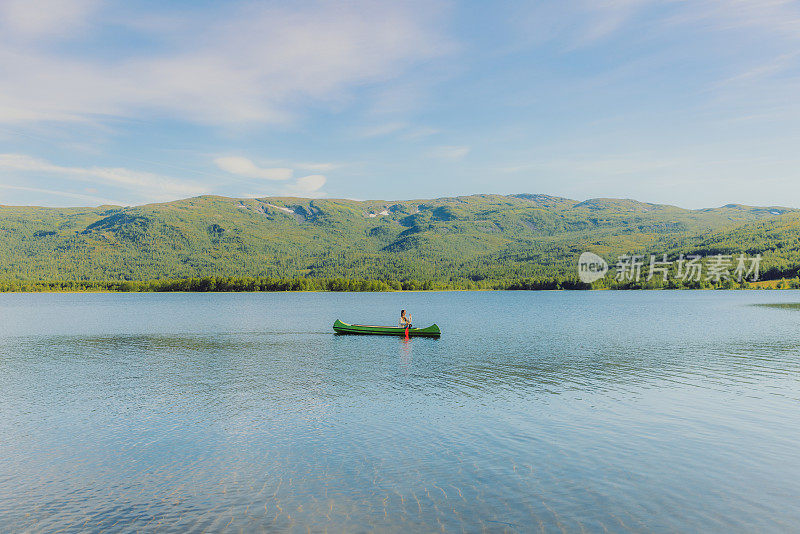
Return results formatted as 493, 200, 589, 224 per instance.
399, 310, 412, 329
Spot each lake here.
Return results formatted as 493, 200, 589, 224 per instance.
1, 290, 799, 532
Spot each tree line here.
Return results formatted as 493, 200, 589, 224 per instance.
3, 274, 799, 292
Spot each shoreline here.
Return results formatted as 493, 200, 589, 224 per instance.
1, 275, 795, 294
0, 286, 796, 294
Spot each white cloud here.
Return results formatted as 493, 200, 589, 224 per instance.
356, 122, 440, 140
289, 174, 327, 196
295, 174, 326, 192
0, 153, 208, 202
0, 0, 100, 40
0, 183, 123, 205
213, 154, 331, 197
245, 174, 328, 199
0, 1, 451, 125
294, 162, 338, 172
402, 126, 440, 140
516, 0, 800, 53
662, 0, 800, 40
214, 156, 292, 181
429, 145, 470, 160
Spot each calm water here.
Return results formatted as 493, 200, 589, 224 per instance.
1, 291, 800, 532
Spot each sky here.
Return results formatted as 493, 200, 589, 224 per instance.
0, 0, 799, 208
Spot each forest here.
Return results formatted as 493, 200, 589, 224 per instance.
2, 193, 800, 291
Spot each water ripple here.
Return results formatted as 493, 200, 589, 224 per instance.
1, 291, 800, 531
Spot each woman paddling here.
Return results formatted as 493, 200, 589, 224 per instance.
399, 310, 412, 329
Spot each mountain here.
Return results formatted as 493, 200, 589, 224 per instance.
0, 194, 798, 283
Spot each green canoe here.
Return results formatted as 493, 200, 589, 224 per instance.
333, 319, 441, 337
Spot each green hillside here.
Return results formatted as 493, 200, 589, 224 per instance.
1, 194, 799, 285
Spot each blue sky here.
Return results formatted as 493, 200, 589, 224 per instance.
0, 0, 799, 208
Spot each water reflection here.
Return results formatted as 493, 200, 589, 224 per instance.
754, 302, 800, 310
399, 337, 412, 368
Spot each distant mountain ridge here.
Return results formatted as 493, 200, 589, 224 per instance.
1, 193, 799, 282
